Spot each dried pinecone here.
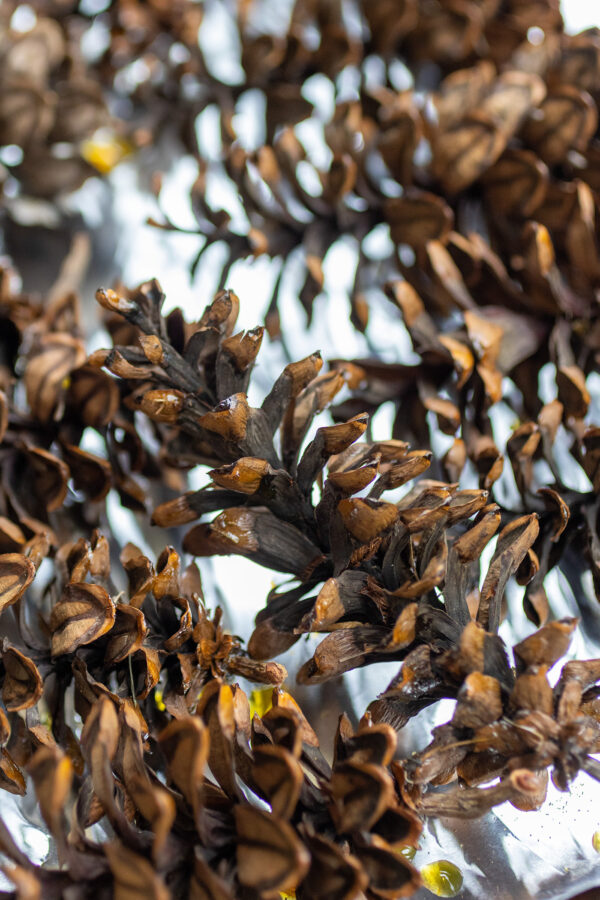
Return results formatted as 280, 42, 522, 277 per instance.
0, 685, 424, 899
0, 248, 431, 899
0, 5, 112, 198
147, 0, 598, 335
86, 281, 534, 666
0, 253, 179, 539
88, 278, 600, 820
330, 278, 600, 637
24, 0, 204, 119
405, 621, 600, 819
1, 246, 600, 898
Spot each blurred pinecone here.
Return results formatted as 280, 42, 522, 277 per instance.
0, 684, 428, 898
0, 6, 110, 198
146, 0, 600, 339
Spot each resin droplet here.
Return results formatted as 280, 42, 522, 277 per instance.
249, 687, 273, 719
81, 133, 133, 174
420, 860, 463, 897
398, 844, 416, 861
593, 831, 600, 852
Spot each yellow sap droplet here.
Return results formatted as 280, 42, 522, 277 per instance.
398, 844, 416, 861
420, 860, 463, 897
81, 133, 133, 174
154, 689, 166, 712
280, 894, 295, 899
593, 830, 600, 852
249, 687, 273, 719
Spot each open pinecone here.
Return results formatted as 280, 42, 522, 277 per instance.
0, 249, 430, 900
86, 278, 600, 817
0, 243, 599, 898
0, 4, 111, 199
145, 0, 600, 337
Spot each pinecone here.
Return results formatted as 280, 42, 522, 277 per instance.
0, 6, 109, 198
85, 274, 600, 822
0, 685, 424, 898
147, 0, 598, 336
0, 256, 429, 900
